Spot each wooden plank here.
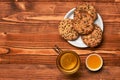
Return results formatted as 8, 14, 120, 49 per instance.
1, 42, 119, 50
0, 22, 119, 35
0, 2, 119, 23
3, 34, 120, 46
0, 50, 119, 65
0, 33, 119, 50
0, 2, 119, 14
0, 23, 58, 33
7, 48, 120, 54
0, 27, 119, 50
0, 47, 119, 55
2, 24, 119, 42
2, 13, 63, 23
6, 34, 62, 42
0, 64, 119, 80
0, 31, 119, 50
0, 22, 119, 34
0, 23, 119, 37
0, 0, 116, 2
1, 14, 120, 23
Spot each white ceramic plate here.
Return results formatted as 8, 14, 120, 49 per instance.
64, 8, 104, 48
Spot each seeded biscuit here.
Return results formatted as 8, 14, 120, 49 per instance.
74, 3, 97, 21
58, 19, 79, 40
73, 12, 94, 34
81, 24, 102, 47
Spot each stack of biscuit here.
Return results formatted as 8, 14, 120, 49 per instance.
58, 3, 103, 48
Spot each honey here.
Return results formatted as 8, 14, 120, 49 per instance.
86, 54, 103, 71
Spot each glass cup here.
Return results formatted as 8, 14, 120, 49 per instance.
54, 45, 80, 74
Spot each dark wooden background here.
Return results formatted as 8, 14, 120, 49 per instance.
0, 0, 120, 80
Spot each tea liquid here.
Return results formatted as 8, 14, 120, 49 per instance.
60, 53, 78, 70
87, 55, 101, 69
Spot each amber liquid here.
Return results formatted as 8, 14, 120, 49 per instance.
60, 53, 78, 70
87, 55, 101, 69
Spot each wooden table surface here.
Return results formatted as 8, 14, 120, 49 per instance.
0, 0, 120, 80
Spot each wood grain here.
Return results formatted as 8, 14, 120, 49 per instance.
0, 51, 120, 65
0, 0, 118, 2
0, 64, 119, 80
0, 1, 119, 80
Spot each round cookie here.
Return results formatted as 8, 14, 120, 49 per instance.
73, 12, 94, 34
81, 24, 102, 47
74, 3, 97, 21
58, 19, 79, 40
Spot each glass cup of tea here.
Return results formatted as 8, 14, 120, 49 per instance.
54, 45, 80, 74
